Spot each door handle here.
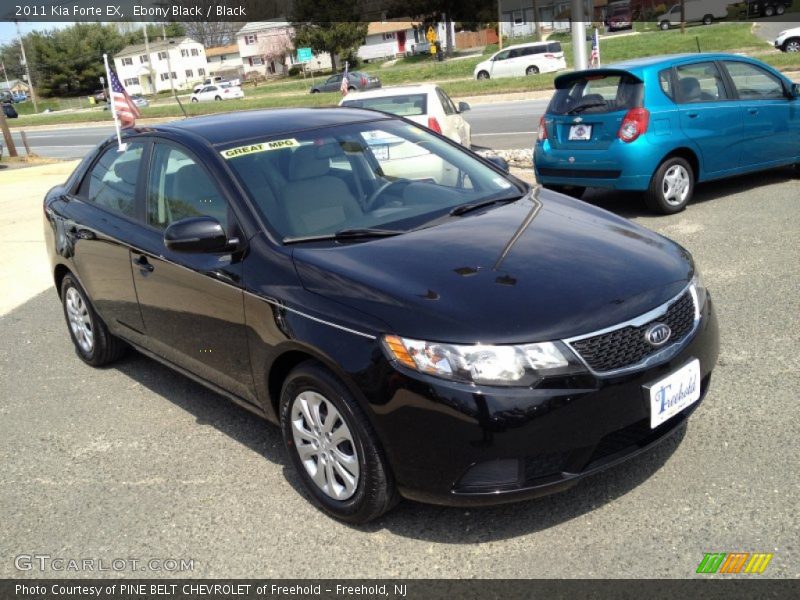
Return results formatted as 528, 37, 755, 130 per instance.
133, 255, 154, 272
747, 108, 759, 115
686, 112, 699, 119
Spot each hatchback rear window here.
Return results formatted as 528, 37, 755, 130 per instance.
547, 74, 643, 115
341, 93, 427, 117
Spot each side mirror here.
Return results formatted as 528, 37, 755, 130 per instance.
458, 101, 471, 113
485, 155, 510, 172
164, 216, 229, 253
792, 83, 800, 99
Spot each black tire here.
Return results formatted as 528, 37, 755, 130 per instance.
214, 95, 222, 101
60, 274, 126, 367
784, 38, 800, 53
777, 4, 785, 15
644, 156, 695, 214
348, 86, 356, 92
525, 65, 540, 76
310, 89, 320, 94
660, 20, 670, 31
545, 184, 586, 199
280, 361, 398, 523
764, 6, 775, 17
191, 98, 198, 102
702, 15, 713, 25
477, 70, 490, 80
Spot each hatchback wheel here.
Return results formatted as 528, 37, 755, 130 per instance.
191, 98, 198, 102
280, 361, 397, 523
526, 65, 540, 76
785, 39, 800, 52
61, 274, 126, 366
477, 70, 490, 80
645, 157, 694, 214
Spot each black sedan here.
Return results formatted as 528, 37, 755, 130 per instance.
43, 108, 719, 523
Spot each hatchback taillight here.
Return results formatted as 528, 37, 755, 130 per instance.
618, 108, 649, 143
537, 116, 548, 142
428, 117, 442, 134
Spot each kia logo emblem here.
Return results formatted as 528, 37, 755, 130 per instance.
645, 323, 671, 347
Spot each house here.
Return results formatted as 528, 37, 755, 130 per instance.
0, 79, 30, 95
113, 37, 208, 95
206, 44, 244, 80
358, 21, 458, 60
498, 0, 599, 36
236, 22, 333, 78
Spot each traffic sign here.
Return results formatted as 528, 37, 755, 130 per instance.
297, 47, 313, 62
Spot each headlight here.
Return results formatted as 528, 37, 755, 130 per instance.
382, 335, 582, 386
690, 266, 707, 318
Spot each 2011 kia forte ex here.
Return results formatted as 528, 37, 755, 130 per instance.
43, 108, 719, 523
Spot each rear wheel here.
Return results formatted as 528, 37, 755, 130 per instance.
477, 70, 490, 80
214, 95, 222, 101
545, 184, 586, 199
61, 274, 126, 367
702, 14, 713, 25
310, 89, 320, 94
280, 361, 398, 523
644, 157, 694, 214
525, 65, 540, 76
660, 20, 670, 30
777, 4, 785, 14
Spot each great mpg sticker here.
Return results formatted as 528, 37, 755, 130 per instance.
220, 139, 299, 159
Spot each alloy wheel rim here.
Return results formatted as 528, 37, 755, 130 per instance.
290, 391, 360, 500
65, 287, 94, 354
661, 164, 690, 206
787, 41, 800, 52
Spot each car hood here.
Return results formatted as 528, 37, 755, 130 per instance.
291, 189, 694, 344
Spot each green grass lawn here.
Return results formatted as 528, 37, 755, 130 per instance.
10, 22, 798, 129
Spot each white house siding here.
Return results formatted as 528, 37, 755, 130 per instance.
114, 38, 208, 94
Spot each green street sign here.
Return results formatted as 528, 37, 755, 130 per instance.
297, 47, 313, 62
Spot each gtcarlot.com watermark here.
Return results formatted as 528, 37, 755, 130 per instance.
15, 554, 194, 573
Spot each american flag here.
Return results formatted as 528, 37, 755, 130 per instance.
109, 69, 140, 129
590, 28, 601, 68
340, 61, 349, 96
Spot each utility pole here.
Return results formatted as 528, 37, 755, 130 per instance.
680, 0, 686, 34
161, 23, 176, 98
0, 107, 18, 158
15, 21, 37, 113
571, 0, 588, 70
142, 23, 154, 95
498, 0, 503, 50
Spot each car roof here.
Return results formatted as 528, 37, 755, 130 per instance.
341, 84, 438, 101
133, 107, 392, 146
563, 53, 776, 80
503, 41, 552, 50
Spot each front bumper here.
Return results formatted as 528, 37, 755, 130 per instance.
372, 294, 719, 507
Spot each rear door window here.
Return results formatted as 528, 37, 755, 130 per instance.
80, 142, 145, 218
342, 93, 428, 116
659, 69, 675, 100
675, 62, 729, 103
547, 74, 643, 115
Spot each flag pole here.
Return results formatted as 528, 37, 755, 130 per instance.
102, 53, 126, 152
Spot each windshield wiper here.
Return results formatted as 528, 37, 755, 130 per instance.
283, 228, 404, 245
566, 102, 607, 115
449, 194, 524, 217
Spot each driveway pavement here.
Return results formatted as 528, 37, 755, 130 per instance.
1, 162, 798, 578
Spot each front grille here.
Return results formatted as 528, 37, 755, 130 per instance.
570, 291, 696, 373
537, 167, 622, 179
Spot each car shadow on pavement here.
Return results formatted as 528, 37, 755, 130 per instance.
114, 343, 687, 543
582, 166, 798, 219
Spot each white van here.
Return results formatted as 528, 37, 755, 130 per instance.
473, 41, 566, 80
657, 0, 729, 29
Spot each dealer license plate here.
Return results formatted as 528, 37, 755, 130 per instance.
645, 359, 701, 429
568, 124, 592, 141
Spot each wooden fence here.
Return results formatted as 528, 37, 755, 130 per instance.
454, 29, 499, 49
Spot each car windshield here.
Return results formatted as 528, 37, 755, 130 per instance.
547, 74, 643, 115
222, 118, 523, 241
341, 93, 427, 117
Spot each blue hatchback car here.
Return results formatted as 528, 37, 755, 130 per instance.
534, 53, 800, 213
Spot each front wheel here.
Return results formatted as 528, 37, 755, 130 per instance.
525, 65, 540, 76
764, 5, 775, 16
61, 274, 126, 366
280, 361, 397, 523
702, 14, 713, 25
476, 70, 490, 80
644, 157, 694, 214
784, 38, 800, 52
191, 97, 198, 102
214, 95, 222, 101
776, 4, 785, 14
310, 89, 320, 94
660, 20, 670, 30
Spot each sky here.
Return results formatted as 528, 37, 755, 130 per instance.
0, 21, 74, 47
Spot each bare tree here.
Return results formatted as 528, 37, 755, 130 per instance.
258, 29, 294, 74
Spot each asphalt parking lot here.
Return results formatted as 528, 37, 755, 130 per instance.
1, 165, 798, 578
